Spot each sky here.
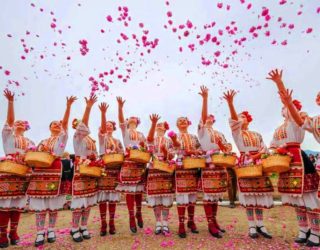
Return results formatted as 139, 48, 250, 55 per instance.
0, 0, 320, 155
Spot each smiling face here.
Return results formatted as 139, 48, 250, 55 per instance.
14, 120, 26, 134
205, 116, 215, 126
156, 123, 166, 136
176, 117, 189, 130
238, 113, 249, 129
50, 120, 62, 134
127, 118, 138, 129
105, 121, 115, 133
316, 92, 320, 106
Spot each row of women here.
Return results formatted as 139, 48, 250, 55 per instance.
0, 69, 319, 248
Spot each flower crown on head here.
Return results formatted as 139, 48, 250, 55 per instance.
241, 111, 253, 123
127, 116, 140, 126
24, 121, 31, 131
292, 99, 302, 111
72, 118, 81, 129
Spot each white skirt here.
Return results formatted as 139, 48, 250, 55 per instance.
176, 194, 197, 205
0, 197, 27, 210
97, 191, 121, 203
116, 184, 144, 193
203, 194, 222, 202
29, 196, 66, 211
281, 191, 319, 210
71, 195, 97, 210
239, 192, 274, 208
147, 195, 174, 207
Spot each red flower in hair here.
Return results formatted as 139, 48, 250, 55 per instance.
107, 121, 117, 131
292, 99, 302, 111
164, 121, 170, 130
241, 111, 253, 123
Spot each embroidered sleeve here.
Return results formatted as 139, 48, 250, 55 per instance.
229, 118, 242, 135
302, 117, 314, 133
192, 134, 202, 150
117, 139, 124, 153
119, 121, 128, 138
73, 122, 90, 145
2, 123, 13, 144
197, 121, 205, 139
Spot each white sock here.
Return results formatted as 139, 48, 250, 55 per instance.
298, 227, 309, 239
162, 221, 168, 227
36, 231, 45, 242
309, 230, 320, 244
249, 227, 257, 234
80, 226, 89, 236
248, 220, 256, 228
71, 228, 81, 238
47, 230, 55, 238
156, 221, 162, 228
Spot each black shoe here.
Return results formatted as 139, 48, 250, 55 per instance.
47, 231, 56, 243
228, 203, 236, 209
218, 228, 226, 233
100, 231, 107, 236
256, 226, 272, 239
209, 230, 222, 239
305, 232, 320, 247
130, 227, 137, 233
248, 227, 259, 239
34, 233, 45, 247
70, 230, 83, 243
79, 228, 91, 240
0, 242, 9, 248
155, 226, 162, 235
294, 230, 309, 244
178, 232, 187, 238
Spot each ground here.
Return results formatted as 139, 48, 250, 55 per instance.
11, 204, 307, 250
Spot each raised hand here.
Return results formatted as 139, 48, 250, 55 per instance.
266, 69, 283, 84
223, 90, 236, 103
279, 89, 293, 106
66, 96, 77, 106
116, 96, 126, 108
150, 114, 161, 124
4, 89, 14, 102
198, 85, 209, 99
85, 94, 98, 108
99, 102, 109, 113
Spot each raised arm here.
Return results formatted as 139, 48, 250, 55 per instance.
99, 102, 109, 134
266, 69, 286, 92
147, 114, 161, 143
223, 90, 238, 121
198, 85, 209, 124
279, 89, 304, 126
62, 96, 77, 131
116, 97, 126, 124
4, 90, 15, 127
82, 95, 97, 127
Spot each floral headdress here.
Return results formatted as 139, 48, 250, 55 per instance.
24, 121, 31, 130
207, 114, 216, 123
292, 99, 302, 111
157, 121, 170, 131
107, 121, 117, 131
241, 111, 253, 123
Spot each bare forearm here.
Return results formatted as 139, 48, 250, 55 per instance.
118, 107, 124, 124
62, 106, 71, 130
201, 98, 208, 124
147, 123, 156, 142
7, 101, 14, 126
82, 106, 92, 127
101, 112, 107, 133
228, 102, 238, 121
287, 102, 303, 126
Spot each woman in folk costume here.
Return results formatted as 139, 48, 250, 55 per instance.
169, 117, 202, 238
28, 96, 77, 247
97, 102, 124, 236
198, 86, 232, 238
70, 95, 98, 242
267, 69, 320, 247
223, 90, 273, 239
0, 90, 35, 248
115, 97, 147, 233
146, 114, 175, 235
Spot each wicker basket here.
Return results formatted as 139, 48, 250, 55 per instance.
153, 159, 175, 173
79, 164, 102, 177
102, 153, 124, 167
183, 157, 206, 169
211, 154, 237, 168
128, 150, 151, 164
24, 151, 55, 168
236, 165, 263, 179
262, 155, 291, 174
0, 160, 29, 176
